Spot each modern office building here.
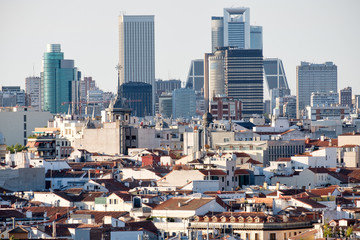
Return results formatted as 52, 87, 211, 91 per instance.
25, 77, 41, 111
41, 44, 81, 114
311, 91, 339, 107
80, 76, 97, 102
296, 61, 337, 118
250, 26, 263, 50
223, 8, 250, 49
155, 79, 181, 114
263, 58, 289, 95
205, 47, 263, 117
172, 88, 196, 119
120, 82, 152, 117
211, 8, 262, 52
211, 16, 224, 52
85, 89, 104, 117
159, 93, 172, 118
118, 15, 155, 115
185, 59, 204, 92
276, 95, 296, 119
339, 87, 352, 107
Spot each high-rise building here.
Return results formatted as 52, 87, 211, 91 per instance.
119, 15, 155, 115
210, 96, 242, 120
80, 76, 97, 102
185, 59, 204, 92
339, 87, 352, 107
205, 47, 263, 117
263, 58, 289, 95
25, 77, 41, 111
250, 26, 263, 50
41, 44, 80, 114
296, 61, 337, 118
121, 82, 152, 117
211, 16, 224, 52
276, 95, 296, 119
223, 8, 250, 49
155, 79, 181, 114
211, 8, 262, 52
172, 88, 196, 119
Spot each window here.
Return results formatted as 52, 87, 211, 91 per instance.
24, 123, 27, 130
283, 233, 286, 239
232, 166, 234, 172
227, 181, 229, 186
114, 199, 117, 204
246, 233, 249, 240
23, 115, 27, 122
222, 177, 225, 182
255, 233, 259, 240
269, 233, 276, 240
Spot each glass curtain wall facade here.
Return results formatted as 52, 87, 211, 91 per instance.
41, 44, 79, 114
185, 59, 204, 91
121, 82, 152, 117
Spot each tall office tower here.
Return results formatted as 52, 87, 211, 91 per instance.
204, 47, 263, 117
296, 61, 337, 118
25, 76, 41, 111
223, 8, 250, 49
172, 88, 196, 119
310, 91, 339, 107
155, 79, 181, 114
208, 50, 225, 100
263, 58, 289, 95
225, 48, 263, 117
211, 16, 224, 52
185, 59, 204, 92
250, 26, 263, 50
121, 82, 152, 117
119, 15, 155, 115
270, 88, 290, 114
339, 87, 352, 107
41, 44, 81, 114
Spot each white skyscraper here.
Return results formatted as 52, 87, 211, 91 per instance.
118, 15, 155, 114
223, 8, 250, 49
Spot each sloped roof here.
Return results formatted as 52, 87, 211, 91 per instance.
199, 169, 226, 176
73, 210, 129, 224
276, 157, 291, 162
234, 169, 250, 175
93, 179, 130, 192
153, 197, 214, 211
127, 220, 158, 234
0, 209, 25, 219
246, 159, 262, 165
309, 186, 338, 196
293, 198, 327, 209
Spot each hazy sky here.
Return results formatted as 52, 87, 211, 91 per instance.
1, 0, 359, 99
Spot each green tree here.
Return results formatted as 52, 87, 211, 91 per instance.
6, 144, 27, 153
323, 223, 332, 238
346, 226, 353, 239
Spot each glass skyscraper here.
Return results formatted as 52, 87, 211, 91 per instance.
41, 44, 80, 114
119, 15, 155, 115
185, 59, 204, 91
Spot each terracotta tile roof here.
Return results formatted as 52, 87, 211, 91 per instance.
45, 170, 85, 178
80, 192, 105, 202
234, 169, 250, 175
305, 139, 338, 148
93, 179, 130, 192
340, 132, 360, 136
341, 144, 358, 148
0, 209, 25, 219
199, 169, 226, 176
266, 191, 277, 197
279, 189, 306, 196
246, 159, 262, 165
127, 220, 158, 234
309, 186, 338, 196
233, 152, 251, 158
23, 206, 76, 221
111, 192, 133, 202
153, 197, 215, 211
73, 210, 129, 224
293, 198, 327, 209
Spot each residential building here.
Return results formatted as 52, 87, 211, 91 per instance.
339, 87, 352, 107
210, 96, 242, 120
310, 91, 339, 107
296, 61, 337, 118
305, 105, 349, 120
263, 58, 289, 95
172, 88, 196, 119
80, 76, 97, 102
25, 76, 41, 111
1, 86, 26, 107
121, 82, 152, 117
41, 44, 81, 114
119, 15, 155, 114
0, 107, 52, 145
270, 88, 291, 115
276, 95, 296, 119
185, 59, 204, 92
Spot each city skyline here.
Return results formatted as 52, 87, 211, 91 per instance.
0, 0, 359, 97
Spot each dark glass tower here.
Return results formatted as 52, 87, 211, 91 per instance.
120, 82, 152, 117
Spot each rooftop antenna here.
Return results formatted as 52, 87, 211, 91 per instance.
115, 64, 122, 97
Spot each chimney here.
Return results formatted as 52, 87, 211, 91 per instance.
263, 182, 268, 190
305, 138, 310, 144
52, 221, 56, 238
276, 182, 280, 190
